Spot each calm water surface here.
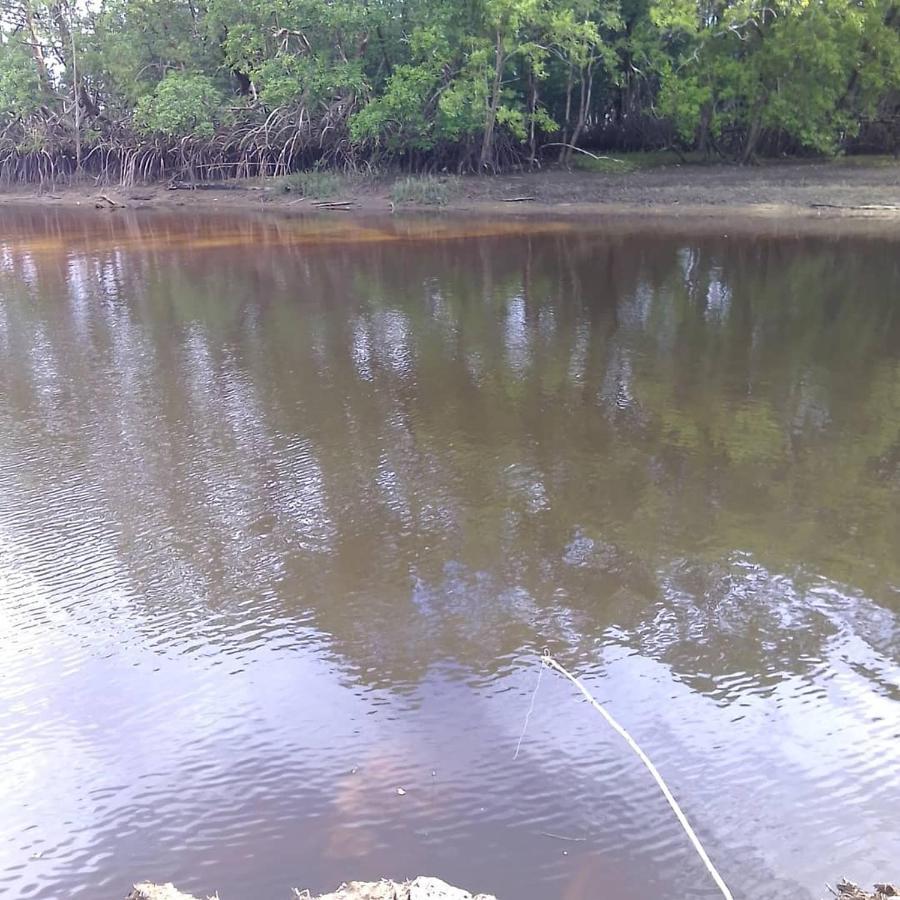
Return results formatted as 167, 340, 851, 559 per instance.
0, 209, 898, 900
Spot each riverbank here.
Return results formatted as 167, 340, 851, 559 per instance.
2, 159, 899, 230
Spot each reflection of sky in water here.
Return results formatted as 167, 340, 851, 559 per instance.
504, 294, 531, 377
0, 215, 898, 900
2, 538, 895, 899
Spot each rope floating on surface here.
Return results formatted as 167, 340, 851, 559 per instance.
535, 651, 735, 900
513, 656, 544, 761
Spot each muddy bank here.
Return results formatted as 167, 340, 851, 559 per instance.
2, 162, 900, 231
127, 877, 496, 900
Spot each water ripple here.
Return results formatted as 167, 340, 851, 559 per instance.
0, 213, 898, 900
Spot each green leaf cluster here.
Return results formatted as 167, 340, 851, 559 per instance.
134, 72, 225, 139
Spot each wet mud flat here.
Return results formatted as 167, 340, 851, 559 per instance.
2, 160, 900, 227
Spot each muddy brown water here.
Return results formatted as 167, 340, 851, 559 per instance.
0, 208, 898, 900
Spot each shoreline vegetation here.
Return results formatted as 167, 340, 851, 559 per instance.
3, 159, 900, 231
0, 0, 899, 186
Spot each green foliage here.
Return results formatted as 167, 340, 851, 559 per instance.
0, 0, 899, 177
208, 0, 372, 108
350, 62, 443, 150
134, 72, 226, 139
87, 0, 220, 115
656, 66, 710, 144
646, 0, 900, 158
437, 71, 492, 142
0, 38, 45, 121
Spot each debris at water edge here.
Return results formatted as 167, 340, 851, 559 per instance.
829, 881, 898, 899
127, 876, 497, 900
128, 886, 206, 900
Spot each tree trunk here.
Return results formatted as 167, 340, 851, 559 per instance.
480, 30, 505, 171
24, 5, 51, 94
741, 108, 763, 164
49, 0, 82, 171
71, 25, 81, 173
559, 67, 574, 162
566, 62, 595, 164
527, 68, 538, 166
697, 101, 713, 158
49, 1, 73, 70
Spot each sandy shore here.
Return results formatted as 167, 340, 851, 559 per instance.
2, 161, 900, 235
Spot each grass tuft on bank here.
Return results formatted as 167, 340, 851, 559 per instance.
572, 150, 705, 174
390, 176, 457, 206
274, 171, 347, 199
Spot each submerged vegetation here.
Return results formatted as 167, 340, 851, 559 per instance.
0, 0, 898, 184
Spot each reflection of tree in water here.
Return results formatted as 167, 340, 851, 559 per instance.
627, 554, 899, 701
1, 222, 898, 692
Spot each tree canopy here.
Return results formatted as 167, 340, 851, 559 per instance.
0, 0, 898, 182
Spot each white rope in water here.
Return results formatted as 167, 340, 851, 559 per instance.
539, 652, 735, 900
513, 656, 544, 761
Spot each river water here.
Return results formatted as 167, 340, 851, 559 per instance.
0, 208, 898, 900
